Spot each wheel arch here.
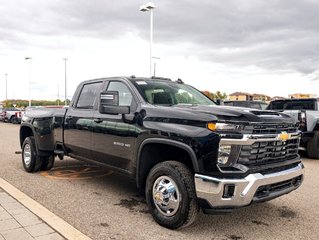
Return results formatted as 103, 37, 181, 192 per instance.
136, 138, 199, 190
20, 124, 36, 148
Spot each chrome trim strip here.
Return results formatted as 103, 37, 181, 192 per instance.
195, 163, 304, 208
220, 132, 300, 145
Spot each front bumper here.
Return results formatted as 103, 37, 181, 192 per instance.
195, 163, 304, 208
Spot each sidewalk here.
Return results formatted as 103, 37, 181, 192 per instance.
0, 187, 64, 240
0, 178, 91, 240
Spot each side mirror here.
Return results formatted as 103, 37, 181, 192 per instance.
99, 91, 130, 114
216, 99, 224, 105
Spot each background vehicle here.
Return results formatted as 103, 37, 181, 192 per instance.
0, 108, 24, 123
0, 108, 4, 121
19, 76, 304, 229
224, 100, 268, 110
267, 98, 319, 158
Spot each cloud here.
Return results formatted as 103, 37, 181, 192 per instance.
1, 0, 318, 66
0, 0, 319, 101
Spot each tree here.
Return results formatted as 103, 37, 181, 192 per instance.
202, 91, 228, 100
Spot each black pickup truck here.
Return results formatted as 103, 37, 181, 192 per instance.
20, 76, 304, 229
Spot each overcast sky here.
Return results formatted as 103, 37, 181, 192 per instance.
1, 0, 319, 101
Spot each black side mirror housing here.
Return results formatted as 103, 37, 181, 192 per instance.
99, 91, 130, 114
216, 99, 224, 105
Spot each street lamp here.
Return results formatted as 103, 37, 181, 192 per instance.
5, 74, 7, 103
140, 2, 156, 77
63, 58, 68, 106
25, 57, 32, 107
57, 84, 60, 106
152, 56, 160, 77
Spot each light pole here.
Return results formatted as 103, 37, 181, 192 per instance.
5, 74, 8, 104
25, 57, 32, 107
57, 84, 60, 106
140, 2, 156, 77
152, 56, 160, 77
63, 58, 68, 106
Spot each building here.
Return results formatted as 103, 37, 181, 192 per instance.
229, 92, 254, 101
252, 93, 271, 102
288, 93, 316, 99
272, 96, 286, 100
229, 92, 271, 102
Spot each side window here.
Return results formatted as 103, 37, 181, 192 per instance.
76, 82, 103, 109
107, 81, 133, 106
250, 103, 261, 109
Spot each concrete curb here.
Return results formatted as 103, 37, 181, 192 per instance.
0, 177, 91, 240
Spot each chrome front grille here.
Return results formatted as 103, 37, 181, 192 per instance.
250, 124, 298, 134
238, 138, 300, 167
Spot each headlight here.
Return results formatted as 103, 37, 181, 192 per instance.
218, 144, 232, 165
21, 116, 28, 123
207, 122, 242, 132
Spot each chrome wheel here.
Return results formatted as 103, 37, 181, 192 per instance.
23, 144, 31, 167
152, 176, 181, 217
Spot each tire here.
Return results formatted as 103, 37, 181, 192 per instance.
10, 116, 17, 124
307, 131, 319, 159
145, 161, 199, 229
40, 155, 55, 171
22, 137, 41, 172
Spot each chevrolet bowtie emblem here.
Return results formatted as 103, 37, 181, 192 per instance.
279, 131, 290, 141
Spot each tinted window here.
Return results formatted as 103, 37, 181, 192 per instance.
224, 102, 234, 106
268, 100, 316, 110
77, 82, 103, 109
234, 102, 249, 107
107, 81, 133, 106
250, 102, 262, 109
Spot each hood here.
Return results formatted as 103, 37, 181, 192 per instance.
142, 104, 296, 124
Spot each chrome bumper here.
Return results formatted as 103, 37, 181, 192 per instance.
195, 163, 304, 208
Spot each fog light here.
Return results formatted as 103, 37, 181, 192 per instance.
223, 184, 235, 198
218, 144, 232, 165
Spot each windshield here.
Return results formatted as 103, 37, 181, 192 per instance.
132, 80, 214, 106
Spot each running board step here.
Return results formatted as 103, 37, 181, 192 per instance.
54, 150, 65, 160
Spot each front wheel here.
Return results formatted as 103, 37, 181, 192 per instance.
145, 161, 199, 229
307, 131, 319, 159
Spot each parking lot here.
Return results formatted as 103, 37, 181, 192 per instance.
0, 122, 318, 240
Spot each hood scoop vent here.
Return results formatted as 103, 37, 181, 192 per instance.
249, 110, 280, 116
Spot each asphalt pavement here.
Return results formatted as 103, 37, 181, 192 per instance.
0, 122, 318, 240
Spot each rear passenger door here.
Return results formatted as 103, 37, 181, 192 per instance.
64, 81, 104, 160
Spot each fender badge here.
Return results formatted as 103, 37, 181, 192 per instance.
279, 131, 290, 141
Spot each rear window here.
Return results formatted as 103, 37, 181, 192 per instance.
267, 100, 317, 110
76, 82, 103, 109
